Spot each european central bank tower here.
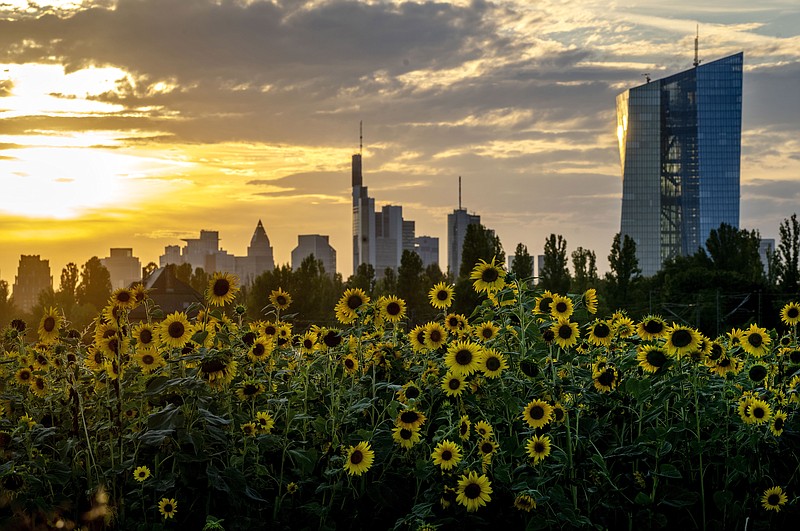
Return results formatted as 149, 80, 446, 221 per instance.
616, 52, 743, 276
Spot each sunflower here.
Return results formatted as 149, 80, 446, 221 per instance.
637, 345, 670, 373
241, 422, 257, 436
206, 272, 240, 306
551, 319, 579, 349
742, 324, 771, 358
269, 288, 292, 310
480, 348, 508, 378
665, 324, 702, 356
477, 439, 498, 460
747, 399, 772, 425
379, 296, 406, 323
429, 282, 454, 309
158, 497, 178, 519
133, 466, 151, 482
473, 322, 500, 343
458, 415, 471, 440
109, 287, 137, 309
29, 375, 48, 398
198, 357, 237, 388
443, 313, 468, 335
551, 402, 566, 423
587, 320, 613, 347
593, 365, 619, 393
637, 315, 667, 340
321, 328, 343, 349
781, 302, 800, 326
738, 395, 757, 423
525, 434, 551, 464
397, 381, 422, 404
456, 471, 492, 512
236, 380, 265, 401
424, 322, 448, 350
748, 363, 769, 383
583, 288, 598, 314
37, 307, 62, 343
134, 348, 166, 374
431, 440, 462, 471
441, 372, 467, 397
343, 441, 374, 476
14, 367, 33, 386
247, 337, 273, 363
445, 340, 484, 376
770, 410, 787, 437
131, 283, 148, 304
550, 295, 573, 320
761, 486, 788, 512
133, 323, 156, 348
342, 354, 359, 375
396, 409, 426, 430
248, 411, 273, 435
336, 288, 370, 324
614, 316, 636, 338
514, 494, 537, 512
392, 425, 422, 449
299, 331, 319, 355
470, 257, 506, 293
533, 291, 554, 315
159, 312, 194, 349
522, 399, 553, 429
710, 355, 741, 377
474, 420, 493, 440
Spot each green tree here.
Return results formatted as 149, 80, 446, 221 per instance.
459, 224, 505, 280
397, 250, 427, 324
703, 223, 764, 283
0, 279, 17, 328
347, 263, 376, 294
604, 233, 641, 312
142, 262, 158, 283
375, 268, 398, 296
247, 264, 295, 320
291, 256, 343, 327
776, 213, 800, 293
76, 257, 112, 312
190, 267, 212, 295
571, 247, 598, 293
510, 243, 534, 281
539, 234, 571, 294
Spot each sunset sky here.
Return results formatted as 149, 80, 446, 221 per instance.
2, 0, 799, 287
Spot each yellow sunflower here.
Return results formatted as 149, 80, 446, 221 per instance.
159, 312, 194, 349
593, 364, 620, 393
236, 380, 265, 401
14, 367, 33, 386
469, 257, 506, 293
473, 322, 500, 343
255, 411, 275, 433
343, 441, 374, 476
587, 319, 613, 347
206, 272, 240, 307
583, 288, 598, 314
443, 313, 468, 335
474, 420, 493, 439
479, 348, 508, 378
747, 399, 772, 425
392, 425, 422, 449
158, 497, 178, 519
761, 486, 788, 512
458, 415, 471, 440
134, 348, 166, 374
525, 434, 551, 464
551, 318, 579, 349
269, 288, 292, 310
342, 353, 359, 375
455, 471, 492, 512
770, 410, 787, 437
533, 291, 555, 315
409, 325, 428, 352
665, 324, 702, 357
198, 357, 237, 388
637, 315, 667, 340
440, 372, 467, 397
550, 295, 573, 320
109, 287, 137, 309
379, 296, 406, 323
133, 466, 151, 482
637, 345, 670, 373
132, 323, 157, 348
741, 324, 771, 358
431, 440, 462, 470
780, 302, 800, 327
428, 282, 454, 309
336, 288, 370, 324
424, 322, 448, 350
299, 331, 319, 355
522, 399, 553, 429
444, 340, 484, 376
514, 494, 537, 512
37, 307, 62, 344
396, 409, 427, 430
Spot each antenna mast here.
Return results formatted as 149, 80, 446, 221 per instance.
359, 120, 363, 155
693, 25, 700, 68
458, 176, 462, 210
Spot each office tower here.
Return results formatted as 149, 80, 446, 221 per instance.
237, 220, 276, 285
292, 235, 337, 276
12, 255, 52, 312
616, 52, 743, 276
352, 152, 376, 275
100, 248, 142, 289
447, 208, 481, 277
414, 236, 440, 269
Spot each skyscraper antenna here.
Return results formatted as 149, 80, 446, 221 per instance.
359, 121, 363, 155
693, 25, 700, 68
458, 176, 462, 210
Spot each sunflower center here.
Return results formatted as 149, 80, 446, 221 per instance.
460, 423, 469, 435
347, 295, 363, 310
400, 429, 413, 440
768, 494, 780, 505
429, 330, 442, 343
400, 411, 419, 424
168, 321, 185, 339
749, 365, 767, 381
244, 384, 258, 395
253, 344, 265, 356
437, 290, 448, 301
387, 302, 401, 316
481, 267, 499, 283
748, 333, 763, 348
416, 331, 426, 344
464, 482, 481, 499
350, 450, 363, 465
323, 331, 342, 347
405, 386, 420, 399
481, 442, 493, 453
554, 408, 565, 421
530, 405, 544, 420
140, 329, 153, 344
646, 350, 667, 367
538, 298, 552, 313
455, 349, 472, 365
201, 359, 226, 374
117, 291, 131, 303
2, 474, 24, 490
448, 317, 459, 327
789, 308, 799, 318
752, 407, 765, 419
542, 329, 555, 342
164, 503, 174, 512
534, 442, 545, 453
213, 279, 230, 297
276, 295, 287, 306
303, 339, 314, 349
345, 358, 355, 369
441, 450, 453, 461
598, 369, 616, 386
448, 378, 461, 390
555, 302, 568, 313
264, 325, 277, 336
718, 357, 731, 368
558, 324, 573, 339
644, 320, 663, 334
142, 354, 155, 365
485, 356, 501, 371
43, 316, 56, 332
594, 323, 610, 338
482, 328, 493, 339
671, 329, 692, 348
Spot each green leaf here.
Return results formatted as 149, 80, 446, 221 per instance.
656, 463, 682, 479
634, 492, 652, 506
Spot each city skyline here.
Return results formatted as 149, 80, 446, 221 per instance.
2, 1, 800, 285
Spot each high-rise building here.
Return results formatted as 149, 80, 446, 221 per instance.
414, 236, 439, 269
447, 208, 481, 277
100, 248, 142, 289
351, 149, 416, 278
616, 52, 743, 276
12, 255, 52, 312
292, 235, 337, 276
237, 220, 276, 285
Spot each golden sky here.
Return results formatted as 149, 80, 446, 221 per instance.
2, 0, 800, 286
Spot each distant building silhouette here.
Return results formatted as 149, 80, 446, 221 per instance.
128, 266, 203, 321
101, 248, 142, 290
759, 238, 775, 275
292, 235, 337, 276
414, 236, 439, 269
159, 222, 275, 285
12, 255, 52, 312
447, 208, 480, 277
617, 52, 743, 275
351, 150, 416, 278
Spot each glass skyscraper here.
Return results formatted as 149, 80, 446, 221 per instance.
616, 52, 743, 276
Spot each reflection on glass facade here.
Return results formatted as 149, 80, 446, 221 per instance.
617, 53, 743, 276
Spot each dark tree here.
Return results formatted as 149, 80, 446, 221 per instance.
776, 213, 800, 293
539, 234, 571, 294
59, 263, 79, 299
510, 243, 534, 280
571, 247, 598, 293
0, 279, 17, 328
375, 268, 398, 296
604, 234, 641, 312
459, 223, 505, 279
703, 223, 764, 284
142, 262, 158, 283
76, 257, 112, 312
190, 267, 212, 295
397, 250, 427, 324
347, 263, 376, 295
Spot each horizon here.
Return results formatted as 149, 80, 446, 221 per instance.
2, 1, 800, 286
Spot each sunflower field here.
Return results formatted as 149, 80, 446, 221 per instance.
1, 262, 799, 530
